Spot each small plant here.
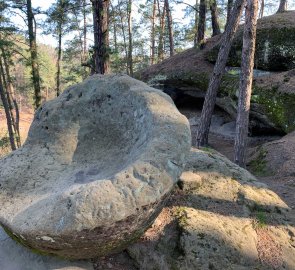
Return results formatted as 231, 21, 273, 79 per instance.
247, 148, 273, 177
255, 211, 267, 228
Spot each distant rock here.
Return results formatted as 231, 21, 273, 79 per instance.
207, 11, 295, 71
127, 148, 295, 270
0, 74, 191, 259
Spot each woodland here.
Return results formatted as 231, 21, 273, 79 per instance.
1, 0, 295, 269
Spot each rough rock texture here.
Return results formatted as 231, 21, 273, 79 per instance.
0, 74, 191, 259
126, 148, 295, 270
207, 11, 295, 71
0, 227, 93, 270
137, 13, 295, 134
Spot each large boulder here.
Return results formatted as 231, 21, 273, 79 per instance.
0, 74, 191, 259
126, 148, 295, 269
207, 11, 295, 71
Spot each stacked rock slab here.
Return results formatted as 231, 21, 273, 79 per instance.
0, 75, 191, 259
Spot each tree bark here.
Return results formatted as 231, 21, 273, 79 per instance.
259, 0, 264, 18
165, 0, 174, 56
91, 0, 110, 74
83, 0, 87, 62
277, 0, 287, 13
150, 0, 157, 65
196, 0, 246, 147
193, 0, 199, 47
127, 0, 133, 76
210, 0, 221, 36
157, 0, 166, 62
226, 0, 233, 29
197, 0, 206, 47
26, 0, 42, 109
0, 73, 16, 151
234, 0, 258, 167
56, 20, 62, 97
1, 50, 21, 147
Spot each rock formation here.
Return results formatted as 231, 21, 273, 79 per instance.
0, 74, 191, 259
138, 11, 295, 135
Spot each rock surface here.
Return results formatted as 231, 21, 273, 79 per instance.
207, 11, 295, 71
138, 13, 295, 134
126, 148, 295, 270
0, 74, 191, 259
0, 227, 93, 270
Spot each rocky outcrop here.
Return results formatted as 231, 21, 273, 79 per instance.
207, 11, 295, 71
126, 148, 295, 270
137, 12, 295, 135
0, 75, 191, 259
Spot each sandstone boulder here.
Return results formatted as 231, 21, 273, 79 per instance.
127, 148, 295, 269
0, 74, 191, 259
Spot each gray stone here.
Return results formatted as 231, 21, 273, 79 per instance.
0, 74, 191, 259
0, 227, 93, 270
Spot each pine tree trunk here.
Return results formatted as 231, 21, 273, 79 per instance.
234, 0, 258, 167
259, 0, 264, 18
196, 0, 246, 147
83, 0, 87, 61
0, 75, 16, 151
1, 50, 21, 146
26, 0, 41, 109
157, 0, 166, 62
92, 0, 110, 74
210, 0, 221, 36
127, 0, 133, 76
277, 0, 287, 13
165, 0, 174, 56
197, 0, 206, 47
151, 0, 157, 65
194, 0, 199, 47
118, 2, 128, 74
56, 25, 62, 97
226, 0, 233, 28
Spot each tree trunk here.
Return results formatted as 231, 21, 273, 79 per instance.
118, 2, 129, 74
194, 0, 199, 47
127, 0, 133, 76
277, 0, 287, 13
56, 23, 62, 97
226, 0, 233, 29
83, 0, 87, 62
1, 50, 21, 146
259, 0, 264, 18
197, 0, 206, 47
151, 0, 157, 65
210, 0, 221, 36
234, 0, 258, 167
196, 0, 246, 147
26, 0, 42, 109
91, 0, 110, 74
0, 74, 16, 151
157, 0, 166, 62
165, 0, 174, 56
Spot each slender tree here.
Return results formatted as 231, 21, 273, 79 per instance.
234, 0, 258, 167
194, 0, 199, 47
165, 0, 174, 56
150, 0, 157, 64
127, 0, 133, 76
210, 0, 221, 36
196, 0, 246, 147
277, 0, 287, 13
26, 0, 42, 108
91, 0, 110, 74
197, 0, 206, 47
226, 0, 233, 28
157, 0, 166, 61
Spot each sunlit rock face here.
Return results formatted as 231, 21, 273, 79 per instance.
0, 74, 191, 259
